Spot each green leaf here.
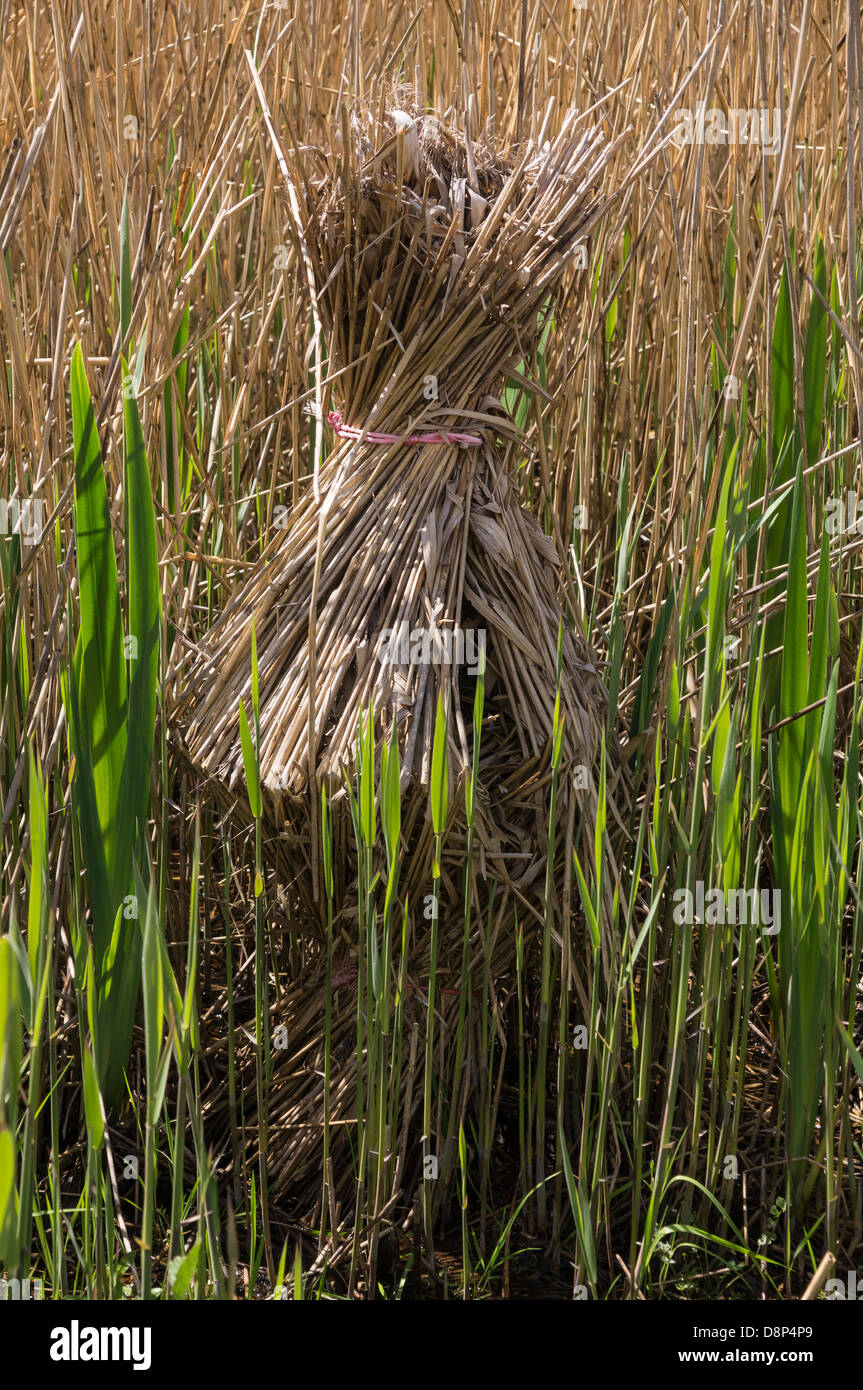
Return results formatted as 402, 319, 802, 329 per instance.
82, 1040, 105, 1150
238, 700, 262, 819
430, 692, 448, 839
177, 822, 201, 1063
573, 849, 600, 951
97, 901, 141, 1106
273, 1239, 289, 1301
807, 523, 832, 773
359, 703, 376, 848
838, 1020, 863, 1087
788, 896, 827, 1180
552, 689, 564, 768
715, 707, 740, 867
321, 785, 334, 900
0, 938, 21, 1126
0, 1126, 17, 1268
71, 343, 128, 917
140, 872, 166, 1125
631, 581, 675, 739
771, 264, 794, 467
778, 456, 809, 865
559, 1126, 597, 1285
114, 360, 161, 905
706, 447, 735, 684
381, 722, 401, 870
605, 294, 617, 341
26, 746, 47, 988
802, 236, 827, 470
594, 732, 606, 892
168, 1242, 202, 1300
667, 658, 681, 735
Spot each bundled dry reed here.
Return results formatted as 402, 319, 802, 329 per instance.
176, 95, 624, 908
172, 91, 642, 1222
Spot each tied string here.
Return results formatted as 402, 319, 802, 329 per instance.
327, 410, 483, 448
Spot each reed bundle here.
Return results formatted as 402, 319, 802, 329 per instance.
177, 97, 620, 883
174, 94, 627, 1219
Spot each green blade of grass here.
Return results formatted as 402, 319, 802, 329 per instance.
114, 360, 161, 905
70, 343, 127, 927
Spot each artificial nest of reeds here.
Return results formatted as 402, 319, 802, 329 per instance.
173, 94, 621, 1214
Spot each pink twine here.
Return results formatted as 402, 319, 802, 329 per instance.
327, 410, 482, 448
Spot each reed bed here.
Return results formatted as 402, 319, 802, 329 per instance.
0, 0, 861, 1300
